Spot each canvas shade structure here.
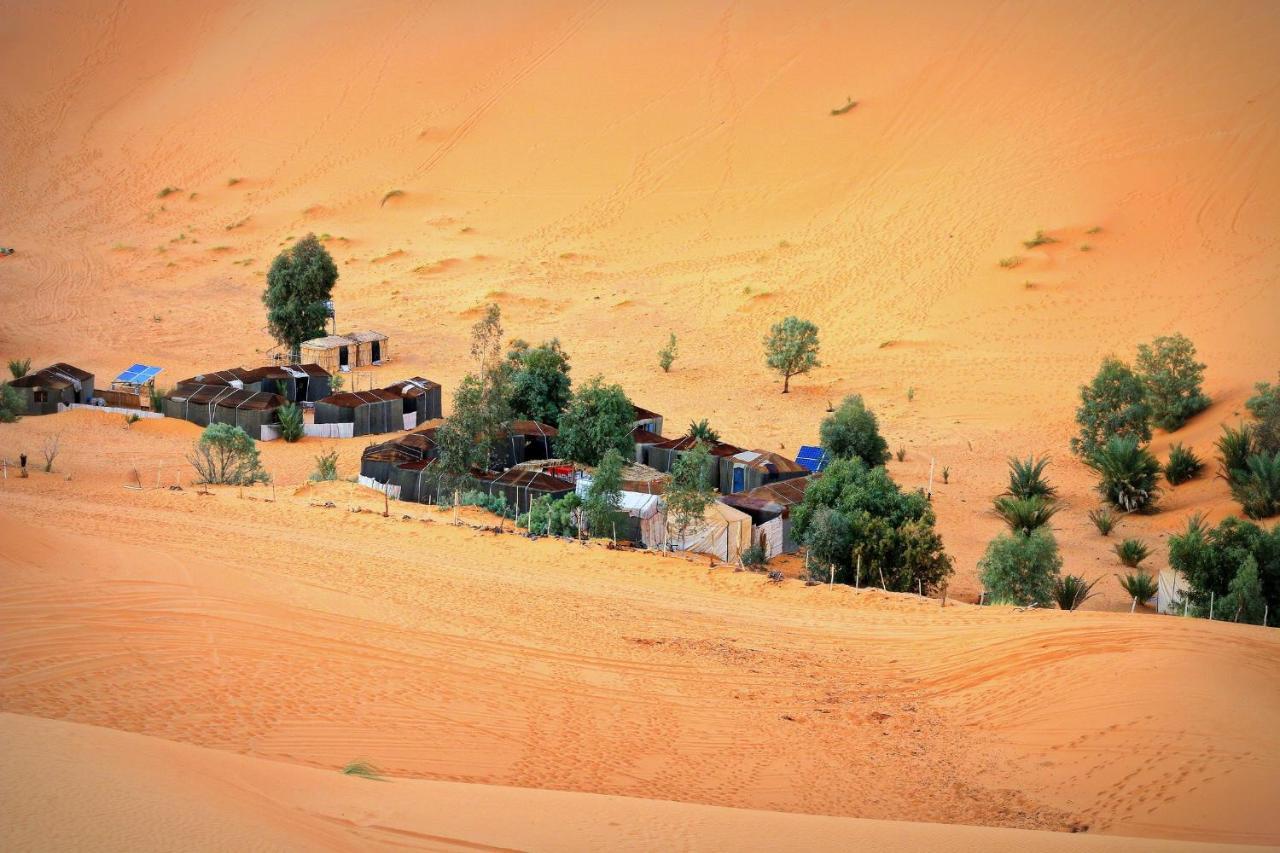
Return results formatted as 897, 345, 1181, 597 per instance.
494, 421, 557, 469
630, 426, 669, 464
360, 426, 440, 484
631, 404, 664, 436
719, 475, 817, 558
314, 389, 402, 436
384, 377, 442, 428
178, 364, 331, 403
162, 384, 285, 435
645, 436, 743, 489
666, 501, 752, 563
718, 449, 808, 495
9, 363, 95, 415
575, 474, 665, 547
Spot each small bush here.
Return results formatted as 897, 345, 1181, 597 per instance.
1229, 451, 1280, 519
148, 385, 167, 412
998, 256, 1022, 269
42, 434, 61, 472
1163, 442, 1203, 485
310, 450, 339, 482
978, 528, 1062, 607
7, 357, 30, 379
1114, 538, 1150, 568
459, 489, 510, 517
895, 446, 906, 462
0, 383, 22, 423
1003, 455, 1056, 500
340, 761, 383, 780
688, 418, 720, 443
1086, 435, 1161, 513
380, 189, 405, 206
942, 466, 950, 484
1053, 574, 1100, 611
741, 545, 767, 571
278, 402, 304, 442
188, 423, 269, 485
520, 493, 580, 536
1023, 230, 1058, 249
1246, 374, 1280, 452
993, 495, 1059, 535
1088, 506, 1118, 536
906, 386, 915, 402
658, 333, 678, 373
1216, 423, 1256, 483
819, 395, 889, 468
157, 186, 181, 198
1116, 571, 1158, 603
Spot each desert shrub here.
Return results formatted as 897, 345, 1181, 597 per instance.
8, 357, 30, 379
942, 466, 950, 484
505, 338, 572, 426
0, 383, 22, 423
188, 423, 269, 485
1088, 507, 1118, 535
978, 528, 1062, 607
688, 418, 720, 443
1085, 435, 1161, 513
658, 333, 677, 373
763, 316, 820, 393
1023, 230, 1058, 249
767, 569, 785, 583
310, 449, 339, 481
819, 395, 889, 468
380, 189, 404, 206
42, 434, 61, 472
1114, 537, 1150, 568
1053, 574, 1100, 611
1003, 455, 1057, 500
1071, 357, 1151, 456
993, 495, 1059, 535
1116, 571, 1158, 603
520, 492, 580, 537
459, 489, 510, 517
664, 442, 716, 545
793, 458, 953, 593
1163, 442, 1203, 485
148, 384, 167, 412
1219, 556, 1267, 623
1246, 374, 1280, 452
1135, 333, 1210, 431
1230, 451, 1280, 519
1167, 514, 1279, 623
741, 544, 767, 571
1215, 423, 1256, 485
895, 446, 906, 462
555, 376, 633, 466
340, 761, 383, 780
277, 402, 304, 442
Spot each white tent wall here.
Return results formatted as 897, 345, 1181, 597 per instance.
666, 503, 752, 562
754, 516, 786, 560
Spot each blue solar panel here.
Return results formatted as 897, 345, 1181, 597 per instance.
115, 364, 163, 384
795, 445, 829, 473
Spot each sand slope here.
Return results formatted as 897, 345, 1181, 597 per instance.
3, 712, 1269, 853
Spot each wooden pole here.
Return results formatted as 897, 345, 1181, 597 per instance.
1209, 591, 1214, 620
878, 564, 887, 591
855, 552, 861, 588
829, 563, 834, 588
1130, 595, 1137, 614
927, 456, 935, 497
941, 582, 948, 607
384, 486, 389, 518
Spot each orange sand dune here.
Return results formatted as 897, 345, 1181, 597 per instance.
2, 713, 1268, 853
2, 0, 1280, 847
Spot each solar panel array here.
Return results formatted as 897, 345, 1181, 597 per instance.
115, 363, 164, 384
795, 445, 830, 473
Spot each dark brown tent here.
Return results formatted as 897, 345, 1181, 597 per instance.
9, 363, 95, 415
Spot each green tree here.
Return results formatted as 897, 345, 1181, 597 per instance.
978, 529, 1062, 607
763, 316, 820, 393
791, 458, 952, 593
277, 402, 304, 442
1247, 374, 1280, 453
506, 338, 572, 426
1168, 514, 1280, 620
555, 376, 634, 466
8, 358, 30, 379
658, 333, 678, 373
1135, 333, 1210, 431
436, 305, 514, 488
0, 382, 22, 423
583, 448, 625, 537
819, 395, 889, 468
187, 423, 269, 485
520, 492, 581, 537
688, 418, 720, 443
664, 442, 715, 547
1071, 357, 1151, 456
262, 234, 338, 360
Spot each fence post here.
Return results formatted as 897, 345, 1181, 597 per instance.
1130, 595, 1137, 614
1209, 591, 1214, 620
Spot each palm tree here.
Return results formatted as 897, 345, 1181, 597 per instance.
1085, 435, 1161, 513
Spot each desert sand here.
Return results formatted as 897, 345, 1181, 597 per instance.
1, 0, 1279, 848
